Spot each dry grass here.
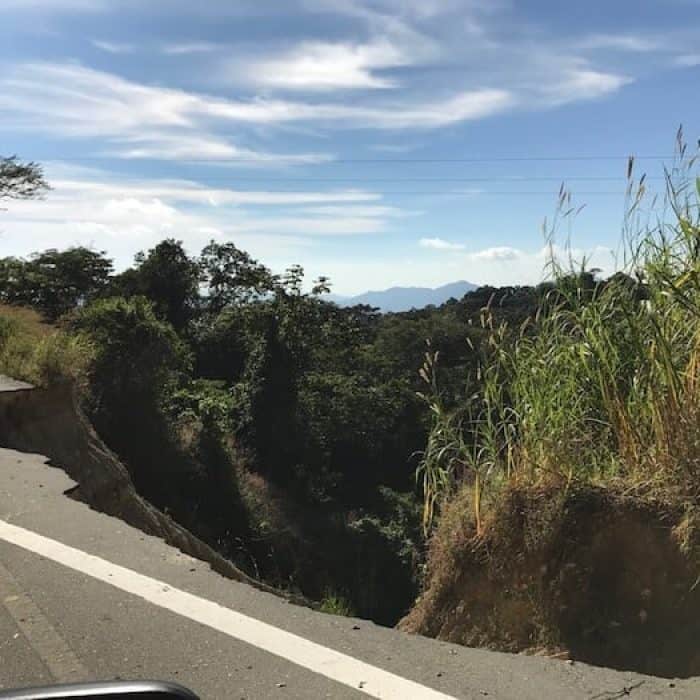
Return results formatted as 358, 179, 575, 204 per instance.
0, 303, 91, 386
0, 303, 52, 338
417, 137, 700, 533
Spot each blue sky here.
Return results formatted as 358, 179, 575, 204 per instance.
1, 0, 699, 294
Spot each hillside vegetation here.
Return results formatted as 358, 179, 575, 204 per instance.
1, 231, 535, 622
0, 233, 541, 622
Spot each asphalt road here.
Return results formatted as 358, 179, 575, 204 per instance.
0, 445, 698, 698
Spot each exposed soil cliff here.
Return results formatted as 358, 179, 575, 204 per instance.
400, 483, 700, 678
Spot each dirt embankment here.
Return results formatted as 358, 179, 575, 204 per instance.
0, 380, 299, 600
400, 484, 700, 678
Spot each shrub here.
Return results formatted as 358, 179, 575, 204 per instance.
319, 590, 355, 617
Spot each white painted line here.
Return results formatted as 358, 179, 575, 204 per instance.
0, 519, 457, 700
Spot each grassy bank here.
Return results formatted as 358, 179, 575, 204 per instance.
404, 141, 700, 674
0, 304, 90, 386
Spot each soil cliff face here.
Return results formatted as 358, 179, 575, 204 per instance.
0, 380, 290, 597
400, 484, 700, 678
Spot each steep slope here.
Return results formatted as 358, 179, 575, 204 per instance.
400, 483, 700, 678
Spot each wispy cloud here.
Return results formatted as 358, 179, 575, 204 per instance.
420, 237, 465, 251
575, 34, 660, 52
108, 133, 332, 164
1, 168, 395, 272
0, 61, 515, 160
1, 0, 658, 160
91, 39, 135, 54
0, 63, 333, 162
161, 41, 222, 55
204, 87, 514, 128
541, 69, 632, 106
238, 40, 409, 91
52, 181, 380, 207
369, 142, 422, 153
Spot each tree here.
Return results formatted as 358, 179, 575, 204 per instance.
72, 295, 189, 411
112, 240, 201, 331
0, 156, 49, 203
0, 247, 113, 320
199, 241, 276, 313
71, 296, 191, 495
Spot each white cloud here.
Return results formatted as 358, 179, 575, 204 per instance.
0, 63, 332, 162
354, 89, 515, 127
161, 42, 222, 55
204, 87, 514, 128
456, 243, 615, 285
0, 61, 514, 156
91, 39, 135, 54
369, 142, 422, 153
420, 237, 465, 250
1, 170, 395, 271
575, 34, 660, 52
109, 132, 332, 165
46, 174, 381, 207
542, 69, 632, 106
241, 40, 409, 91
467, 246, 521, 262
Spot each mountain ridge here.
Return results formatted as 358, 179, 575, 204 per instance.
328, 280, 478, 312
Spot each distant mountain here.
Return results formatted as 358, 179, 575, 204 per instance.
329, 280, 478, 313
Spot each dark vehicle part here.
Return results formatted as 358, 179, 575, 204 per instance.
0, 681, 199, 700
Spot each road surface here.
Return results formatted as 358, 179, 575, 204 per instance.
0, 421, 697, 696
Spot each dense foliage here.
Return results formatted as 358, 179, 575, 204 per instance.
1, 233, 542, 621
0, 248, 112, 320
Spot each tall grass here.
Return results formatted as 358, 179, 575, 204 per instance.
0, 304, 90, 386
418, 135, 700, 533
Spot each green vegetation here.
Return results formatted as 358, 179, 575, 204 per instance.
3, 141, 699, 652
2, 236, 478, 621
0, 247, 112, 321
0, 236, 552, 623
400, 139, 700, 676
418, 144, 700, 533
319, 590, 355, 617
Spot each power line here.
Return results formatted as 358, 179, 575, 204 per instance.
47, 176, 669, 183
36, 155, 682, 164
41, 189, 649, 196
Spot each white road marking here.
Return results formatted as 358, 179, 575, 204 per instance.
0, 559, 88, 683
0, 519, 457, 700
